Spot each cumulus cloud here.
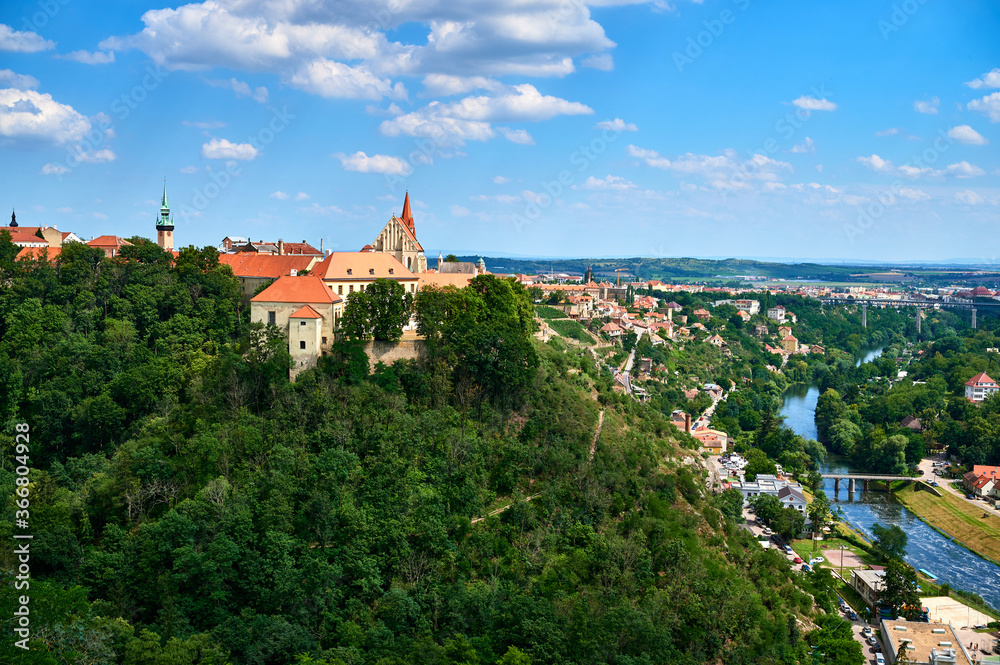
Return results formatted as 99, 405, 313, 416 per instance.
58, 50, 115, 64
626, 144, 672, 169
422, 74, 496, 96
857, 154, 984, 179
492, 175, 510, 184
913, 97, 939, 114
947, 125, 989, 145
582, 174, 635, 190
289, 60, 404, 100
789, 137, 814, 153
179, 165, 199, 173
944, 161, 985, 178
206, 77, 269, 102
791, 96, 837, 111
40, 163, 69, 175
965, 68, 1000, 90
0, 88, 91, 144
201, 138, 258, 160
0, 24, 55, 52
270, 190, 289, 199
628, 145, 791, 190
856, 154, 893, 173
876, 128, 899, 136
183, 120, 226, 129
294, 192, 309, 200
968, 92, 1000, 122
595, 117, 637, 131
897, 188, 930, 201
955, 190, 984, 205
450, 204, 470, 217
333, 150, 411, 175
0, 69, 39, 89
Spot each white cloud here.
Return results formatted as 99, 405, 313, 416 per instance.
183, 120, 226, 129
40, 163, 69, 175
422, 74, 496, 96
497, 127, 534, 144
0, 88, 91, 144
492, 176, 510, 184
179, 165, 199, 173
944, 161, 985, 178
947, 125, 988, 145
437, 84, 593, 122
201, 138, 258, 160
270, 190, 289, 199
815, 164, 823, 172
965, 68, 1000, 90
56, 207, 72, 213
93, 212, 108, 220
471, 194, 521, 203
595, 117, 637, 132
791, 96, 837, 111
628, 145, 791, 189
334, 150, 411, 175
789, 136, 814, 153
968, 92, 1000, 123
898, 187, 930, 201
626, 144, 671, 169
0, 69, 39, 89
206, 77, 269, 103
294, 192, 309, 200
289, 60, 404, 100
581, 53, 614, 71
450, 204, 470, 217
876, 128, 899, 136
71, 148, 116, 163
0, 24, 55, 52
955, 190, 984, 205
582, 174, 635, 190
914, 97, 939, 114
856, 154, 893, 173
58, 50, 115, 65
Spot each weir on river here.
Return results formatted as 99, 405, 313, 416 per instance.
779, 347, 1000, 611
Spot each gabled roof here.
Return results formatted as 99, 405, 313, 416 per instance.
16, 246, 62, 260
419, 272, 475, 290
88, 235, 132, 248
290, 304, 323, 319
251, 275, 342, 304
280, 242, 322, 256
965, 372, 995, 387
7, 231, 48, 246
218, 253, 315, 278
312, 252, 416, 281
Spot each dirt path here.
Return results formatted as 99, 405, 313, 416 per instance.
471, 494, 541, 524
590, 409, 605, 460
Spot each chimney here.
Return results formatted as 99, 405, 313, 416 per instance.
320, 238, 324, 252
685, 413, 691, 434
278, 239, 284, 255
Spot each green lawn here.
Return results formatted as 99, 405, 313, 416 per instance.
548, 319, 595, 346
535, 305, 568, 320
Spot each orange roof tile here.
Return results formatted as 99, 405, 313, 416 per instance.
87, 235, 132, 248
7, 231, 48, 245
418, 272, 475, 289
251, 275, 342, 304
218, 253, 315, 278
16, 246, 62, 260
312, 252, 416, 281
290, 304, 323, 319
966, 372, 995, 387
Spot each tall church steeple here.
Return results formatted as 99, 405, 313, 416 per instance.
156, 178, 174, 251
10, 208, 17, 228
400, 191, 414, 232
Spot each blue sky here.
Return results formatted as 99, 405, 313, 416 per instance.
1, 0, 998, 261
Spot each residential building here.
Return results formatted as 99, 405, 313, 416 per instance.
706, 334, 725, 348
879, 620, 974, 665
250, 275, 344, 379
780, 334, 798, 353
900, 416, 923, 432
963, 465, 999, 498
601, 322, 623, 338
693, 308, 711, 320
219, 253, 319, 298
311, 252, 419, 298
87, 235, 132, 257
370, 192, 427, 273
692, 428, 728, 454
964, 372, 999, 402
732, 474, 805, 508
766, 305, 787, 323
776, 485, 806, 513
734, 299, 760, 315
850, 569, 885, 610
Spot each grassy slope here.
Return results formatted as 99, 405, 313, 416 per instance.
547, 318, 595, 345
895, 484, 1000, 564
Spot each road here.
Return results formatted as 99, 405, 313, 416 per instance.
918, 453, 998, 510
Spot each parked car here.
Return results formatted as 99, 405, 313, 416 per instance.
861, 627, 872, 638
801, 563, 811, 572
793, 557, 802, 563
875, 653, 885, 664
931, 482, 939, 487
809, 557, 824, 564
967, 494, 977, 500
848, 611, 858, 621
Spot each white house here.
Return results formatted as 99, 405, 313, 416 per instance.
965, 372, 999, 402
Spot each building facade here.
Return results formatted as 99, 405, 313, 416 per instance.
370, 192, 427, 273
965, 372, 998, 402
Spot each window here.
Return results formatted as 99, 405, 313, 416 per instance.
411, 283, 415, 292
347, 268, 352, 275
359, 284, 365, 291
268, 311, 275, 325
389, 268, 394, 274
338, 285, 343, 295
300, 341, 306, 349
300, 321, 306, 326
369, 268, 375, 275
322, 337, 327, 345
349, 285, 354, 293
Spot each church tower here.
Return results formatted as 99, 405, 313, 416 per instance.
10, 208, 18, 228
156, 179, 174, 250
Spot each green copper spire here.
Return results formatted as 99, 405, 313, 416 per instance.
157, 178, 173, 229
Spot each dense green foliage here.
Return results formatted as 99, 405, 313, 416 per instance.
341, 279, 412, 342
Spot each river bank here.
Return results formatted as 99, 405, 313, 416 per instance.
894, 483, 1000, 567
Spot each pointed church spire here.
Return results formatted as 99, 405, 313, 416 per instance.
401, 191, 414, 232
10, 208, 16, 228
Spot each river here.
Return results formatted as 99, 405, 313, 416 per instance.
779, 347, 1000, 611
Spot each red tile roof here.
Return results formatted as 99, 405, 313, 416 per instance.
311, 252, 416, 281
16, 246, 62, 260
218, 253, 314, 278
7, 231, 47, 246
88, 235, 132, 248
965, 372, 995, 387
280, 242, 322, 255
290, 304, 323, 319
251, 275, 342, 304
